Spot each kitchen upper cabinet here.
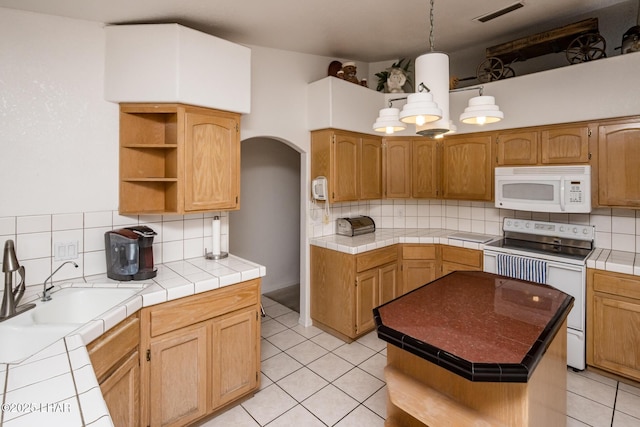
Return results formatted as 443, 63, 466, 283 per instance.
496, 124, 591, 166
311, 129, 382, 202
496, 131, 539, 165
140, 279, 261, 427
541, 125, 590, 164
596, 118, 640, 208
119, 103, 240, 214
412, 139, 440, 198
587, 269, 640, 382
384, 139, 412, 198
184, 111, 240, 211
442, 134, 493, 201
360, 136, 384, 200
384, 138, 439, 199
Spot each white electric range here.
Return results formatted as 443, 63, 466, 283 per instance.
483, 218, 595, 370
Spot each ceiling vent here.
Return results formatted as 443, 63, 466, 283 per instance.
474, 2, 524, 23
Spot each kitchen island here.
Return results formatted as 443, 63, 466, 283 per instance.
374, 270, 574, 427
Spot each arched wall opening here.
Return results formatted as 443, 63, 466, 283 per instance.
229, 136, 303, 318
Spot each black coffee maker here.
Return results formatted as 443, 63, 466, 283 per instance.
105, 225, 157, 281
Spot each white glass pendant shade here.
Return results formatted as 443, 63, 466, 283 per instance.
399, 92, 442, 125
413, 52, 450, 137
459, 95, 504, 125
373, 107, 406, 134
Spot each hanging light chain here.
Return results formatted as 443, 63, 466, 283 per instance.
429, 0, 435, 52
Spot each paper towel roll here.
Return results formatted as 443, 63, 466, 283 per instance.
212, 216, 221, 256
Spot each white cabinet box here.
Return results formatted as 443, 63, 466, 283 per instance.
105, 24, 251, 114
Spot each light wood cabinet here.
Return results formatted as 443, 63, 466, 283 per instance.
587, 269, 640, 382
311, 245, 398, 340
87, 315, 140, 427
496, 124, 591, 166
440, 246, 483, 276
596, 118, 640, 208
311, 129, 382, 203
311, 243, 485, 341
140, 279, 261, 427
442, 134, 493, 201
119, 103, 240, 214
496, 130, 539, 165
384, 139, 412, 198
401, 245, 437, 294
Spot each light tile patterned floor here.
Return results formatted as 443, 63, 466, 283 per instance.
200, 296, 640, 427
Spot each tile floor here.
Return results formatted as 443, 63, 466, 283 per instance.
200, 296, 640, 427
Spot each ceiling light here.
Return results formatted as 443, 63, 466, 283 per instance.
373, 106, 406, 134
459, 87, 504, 125
398, 85, 442, 125
372, 0, 504, 136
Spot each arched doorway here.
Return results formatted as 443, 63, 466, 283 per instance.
229, 137, 301, 312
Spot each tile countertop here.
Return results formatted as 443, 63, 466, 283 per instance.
587, 247, 640, 276
312, 228, 640, 278
0, 254, 266, 427
309, 228, 500, 254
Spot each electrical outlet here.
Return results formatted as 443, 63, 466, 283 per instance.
54, 240, 79, 261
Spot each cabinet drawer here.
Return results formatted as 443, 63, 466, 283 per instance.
402, 245, 436, 260
87, 315, 140, 382
593, 271, 640, 300
148, 279, 260, 337
356, 246, 398, 273
441, 246, 482, 268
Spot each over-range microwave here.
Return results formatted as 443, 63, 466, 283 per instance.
495, 165, 591, 213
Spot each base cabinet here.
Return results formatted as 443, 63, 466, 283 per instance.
140, 279, 261, 427
311, 245, 398, 340
311, 244, 483, 341
401, 245, 437, 294
587, 269, 640, 381
148, 323, 208, 427
440, 246, 483, 276
87, 315, 140, 427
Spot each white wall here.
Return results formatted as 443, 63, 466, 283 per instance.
229, 137, 301, 294
0, 8, 118, 217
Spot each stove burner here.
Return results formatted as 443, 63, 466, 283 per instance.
485, 237, 592, 262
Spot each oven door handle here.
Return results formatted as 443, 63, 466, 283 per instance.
560, 177, 566, 212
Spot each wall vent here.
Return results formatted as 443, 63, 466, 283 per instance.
474, 2, 524, 23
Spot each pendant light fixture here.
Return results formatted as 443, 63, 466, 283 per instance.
372, 0, 504, 136
407, 0, 450, 137
459, 86, 504, 124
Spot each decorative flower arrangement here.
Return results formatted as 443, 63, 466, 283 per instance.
375, 58, 413, 93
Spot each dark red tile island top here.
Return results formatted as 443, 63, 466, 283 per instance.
374, 270, 574, 383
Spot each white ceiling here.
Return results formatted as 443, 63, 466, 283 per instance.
0, 0, 634, 62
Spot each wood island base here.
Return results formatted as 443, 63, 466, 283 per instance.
384, 319, 568, 427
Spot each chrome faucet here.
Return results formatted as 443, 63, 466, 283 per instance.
1, 240, 35, 321
42, 261, 78, 302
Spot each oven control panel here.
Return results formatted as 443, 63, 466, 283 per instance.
503, 218, 595, 241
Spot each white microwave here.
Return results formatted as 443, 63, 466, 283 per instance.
495, 165, 591, 213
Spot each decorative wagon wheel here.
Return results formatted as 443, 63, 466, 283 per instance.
476, 57, 505, 83
565, 33, 607, 64
502, 66, 516, 79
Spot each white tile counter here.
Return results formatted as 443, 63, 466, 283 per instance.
309, 228, 500, 254
0, 254, 266, 427
587, 247, 640, 276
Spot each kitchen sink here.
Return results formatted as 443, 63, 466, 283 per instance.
0, 286, 140, 364
31, 287, 139, 325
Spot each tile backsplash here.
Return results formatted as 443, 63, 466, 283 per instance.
309, 199, 640, 253
0, 211, 229, 287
